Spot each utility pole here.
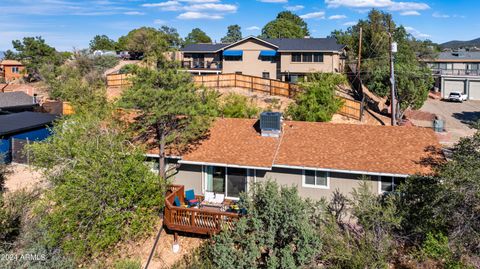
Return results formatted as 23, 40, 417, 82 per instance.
357, 27, 364, 121
357, 27, 363, 76
388, 24, 397, 126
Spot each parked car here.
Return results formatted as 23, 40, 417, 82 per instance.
447, 91, 468, 102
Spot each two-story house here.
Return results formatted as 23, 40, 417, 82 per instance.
426, 51, 480, 100
0, 60, 25, 82
180, 36, 346, 82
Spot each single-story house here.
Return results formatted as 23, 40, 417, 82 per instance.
0, 112, 56, 163
0, 60, 25, 82
180, 36, 346, 82
425, 51, 480, 100
0, 92, 38, 113
151, 113, 443, 200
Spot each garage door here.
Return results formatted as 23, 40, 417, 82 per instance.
443, 80, 466, 98
468, 80, 480, 100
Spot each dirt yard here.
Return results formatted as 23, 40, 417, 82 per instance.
4, 164, 45, 193
106, 222, 204, 269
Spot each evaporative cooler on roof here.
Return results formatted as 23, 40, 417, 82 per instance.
260, 112, 282, 137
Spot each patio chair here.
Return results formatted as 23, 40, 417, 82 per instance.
173, 196, 182, 207
185, 189, 199, 207
204, 191, 215, 203
212, 193, 225, 204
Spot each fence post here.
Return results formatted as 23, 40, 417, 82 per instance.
234, 73, 236, 88
288, 84, 291, 98
26, 138, 30, 166
217, 74, 220, 88
269, 79, 272, 95
251, 76, 253, 92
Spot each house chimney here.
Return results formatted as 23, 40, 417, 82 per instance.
260, 112, 282, 137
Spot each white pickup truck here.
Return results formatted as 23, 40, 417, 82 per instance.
447, 91, 468, 102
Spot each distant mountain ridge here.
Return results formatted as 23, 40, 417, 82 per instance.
441, 38, 480, 49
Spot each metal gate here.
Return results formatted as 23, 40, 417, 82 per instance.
11, 138, 32, 164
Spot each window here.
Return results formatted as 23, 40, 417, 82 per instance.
302, 170, 329, 188
224, 56, 242, 61
292, 53, 302, 62
235, 71, 242, 75
379, 176, 403, 193
262, 72, 270, 79
11, 67, 19, 73
205, 166, 247, 198
313, 53, 324, 62
302, 53, 313, 62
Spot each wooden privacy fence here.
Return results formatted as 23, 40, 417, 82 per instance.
193, 73, 301, 98
337, 98, 362, 120
194, 73, 362, 120
106, 73, 132, 88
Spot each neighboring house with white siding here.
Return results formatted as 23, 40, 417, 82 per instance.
426, 51, 480, 100
180, 36, 346, 82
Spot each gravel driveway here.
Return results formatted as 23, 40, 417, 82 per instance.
420, 99, 480, 145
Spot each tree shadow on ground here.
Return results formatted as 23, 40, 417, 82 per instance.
452, 111, 480, 129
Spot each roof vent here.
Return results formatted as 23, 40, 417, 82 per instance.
260, 112, 282, 137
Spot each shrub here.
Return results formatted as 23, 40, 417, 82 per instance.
186, 181, 321, 269
29, 111, 164, 260
219, 93, 260, 119
113, 259, 142, 269
286, 73, 346, 122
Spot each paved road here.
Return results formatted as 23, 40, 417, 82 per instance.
420, 99, 480, 145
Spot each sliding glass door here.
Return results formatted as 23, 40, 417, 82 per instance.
205, 166, 247, 198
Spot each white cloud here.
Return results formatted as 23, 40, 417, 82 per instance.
179, 0, 219, 2
328, 14, 347, 19
184, 3, 237, 12
124, 11, 145, 15
246, 26, 260, 30
432, 12, 449, 18
142, 1, 182, 11
343, 21, 356, 26
285, 5, 304, 11
300, 11, 326, 19
400, 10, 420, 16
325, 0, 430, 11
177, 11, 223, 19
154, 19, 167, 24
404, 26, 430, 38
257, 0, 288, 3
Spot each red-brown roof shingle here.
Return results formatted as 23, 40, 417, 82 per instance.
179, 118, 443, 175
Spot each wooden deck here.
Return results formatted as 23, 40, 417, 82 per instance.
163, 185, 241, 235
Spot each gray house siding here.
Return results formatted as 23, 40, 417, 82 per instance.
256, 167, 377, 200
171, 164, 203, 193
170, 163, 380, 200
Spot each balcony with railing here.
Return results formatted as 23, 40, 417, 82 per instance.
164, 185, 241, 235
431, 68, 480, 77
181, 60, 222, 71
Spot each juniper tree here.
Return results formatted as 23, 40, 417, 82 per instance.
119, 67, 218, 178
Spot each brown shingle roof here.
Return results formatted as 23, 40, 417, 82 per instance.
0, 60, 23, 66
182, 118, 281, 168
179, 118, 443, 175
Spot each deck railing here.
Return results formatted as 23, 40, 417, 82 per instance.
181, 60, 222, 70
163, 185, 240, 235
431, 68, 480, 77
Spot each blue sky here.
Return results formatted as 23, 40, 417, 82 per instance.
0, 0, 479, 51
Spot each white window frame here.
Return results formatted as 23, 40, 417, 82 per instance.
378, 176, 399, 194
301, 169, 330, 189
202, 165, 251, 200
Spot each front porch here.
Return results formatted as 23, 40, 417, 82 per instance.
163, 185, 242, 235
